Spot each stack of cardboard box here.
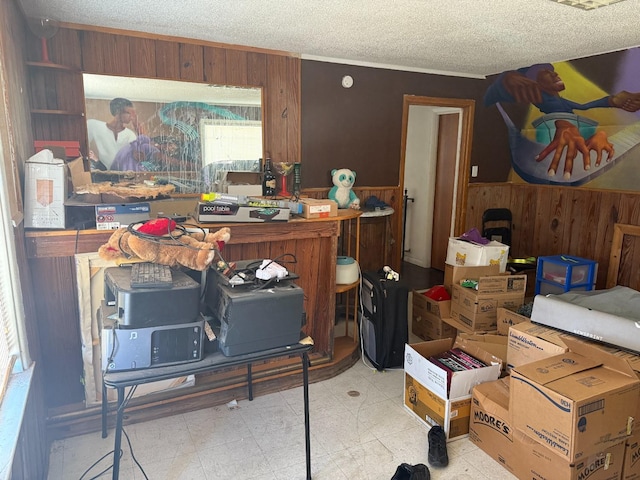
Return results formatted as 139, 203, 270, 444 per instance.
468, 311, 640, 479
406, 238, 640, 479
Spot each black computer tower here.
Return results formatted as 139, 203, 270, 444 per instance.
360, 271, 409, 371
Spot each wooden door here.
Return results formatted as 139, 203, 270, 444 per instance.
431, 113, 459, 270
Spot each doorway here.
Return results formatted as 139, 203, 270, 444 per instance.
398, 96, 475, 271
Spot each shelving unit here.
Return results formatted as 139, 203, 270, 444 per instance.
26, 61, 87, 142
535, 255, 597, 295
335, 209, 362, 342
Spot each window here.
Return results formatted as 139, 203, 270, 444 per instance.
0, 142, 29, 406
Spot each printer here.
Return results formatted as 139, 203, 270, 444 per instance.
204, 260, 304, 356
104, 266, 200, 328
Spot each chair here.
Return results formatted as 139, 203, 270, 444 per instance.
482, 208, 512, 246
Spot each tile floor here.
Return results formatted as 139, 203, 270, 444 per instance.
47, 355, 517, 480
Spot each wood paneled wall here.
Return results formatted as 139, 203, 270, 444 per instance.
26, 26, 300, 165
305, 186, 402, 270
466, 183, 640, 289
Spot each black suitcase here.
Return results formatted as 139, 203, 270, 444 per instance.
360, 271, 409, 371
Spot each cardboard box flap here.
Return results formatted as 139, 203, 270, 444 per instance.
551, 366, 640, 400
454, 336, 503, 367
408, 338, 455, 360
457, 333, 507, 370
68, 156, 93, 190
561, 335, 638, 378
513, 351, 601, 385
472, 377, 510, 411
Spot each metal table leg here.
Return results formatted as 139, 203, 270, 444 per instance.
112, 387, 125, 480
247, 363, 253, 401
102, 382, 108, 438
303, 352, 311, 480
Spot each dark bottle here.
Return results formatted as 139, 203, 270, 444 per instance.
262, 157, 277, 196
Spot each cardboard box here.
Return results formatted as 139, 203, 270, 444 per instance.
24, 150, 67, 229
457, 333, 508, 373
299, 198, 338, 219
445, 238, 509, 272
448, 285, 525, 333
403, 337, 501, 440
507, 321, 569, 372
470, 378, 627, 480
496, 307, 529, 335
225, 171, 263, 196
95, 203, 151, 230
624, 432, 640, 480
197, 202, 290, 222
413, 288, 451, 318
412, 289, 456, 340
510, 346, 640, 461
444, 263, 501, 289
412, 310, 457, 341
404, 374, 472, 441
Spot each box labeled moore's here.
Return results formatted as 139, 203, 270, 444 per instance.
95, 203, 151, 230
510, 348, 639, 461
470, 377, 627, 480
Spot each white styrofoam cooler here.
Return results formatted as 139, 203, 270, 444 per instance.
445, 238, 509, 272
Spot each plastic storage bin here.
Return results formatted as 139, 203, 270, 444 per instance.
535, 255, 597, 295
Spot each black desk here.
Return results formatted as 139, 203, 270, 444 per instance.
102, 341, 313, 480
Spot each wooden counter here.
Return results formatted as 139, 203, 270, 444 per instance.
24, 213, 357, 436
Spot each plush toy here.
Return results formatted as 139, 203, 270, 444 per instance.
98, 218, 231, 271
328, 168, 360, 209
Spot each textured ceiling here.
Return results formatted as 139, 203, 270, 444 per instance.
18, 0, 640, 78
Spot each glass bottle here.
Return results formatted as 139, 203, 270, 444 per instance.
262, 158, 276, 196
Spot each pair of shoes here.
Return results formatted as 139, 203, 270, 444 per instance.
391, 463, 430, 480
428, 425, 449, 467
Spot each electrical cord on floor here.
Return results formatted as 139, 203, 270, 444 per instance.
78, 448, 122, 480
123, 426, 149, 480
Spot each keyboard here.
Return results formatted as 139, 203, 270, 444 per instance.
129, 262, 173, 289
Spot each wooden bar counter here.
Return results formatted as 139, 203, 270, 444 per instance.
25, 211, 360, 439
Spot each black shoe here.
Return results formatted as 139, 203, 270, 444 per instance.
428, 425, 449, 467
391, 463, 430, 480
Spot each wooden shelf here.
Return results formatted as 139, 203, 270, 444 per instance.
26, 61, 80, 72
30, 109, 85, 116
336, 280, 359, 294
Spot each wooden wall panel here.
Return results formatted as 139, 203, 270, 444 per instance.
265, 55, 289, 162
78, 31, 108, 73
49, 28, 83, 69
179, 43, 204, 82
285, 56, 300, 163
154, 40, 181, 79
203, 46, 227, 84
225, 49, 248, 85
247, 52, 267, 87
28, 25, 300, 172
129, 37, 157, 77
467, 183, 640, 289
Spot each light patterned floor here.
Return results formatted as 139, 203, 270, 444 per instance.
47, 355, 517, 480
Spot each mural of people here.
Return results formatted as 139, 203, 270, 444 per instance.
485, 61, 640, 185
87, 97, 139, 170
